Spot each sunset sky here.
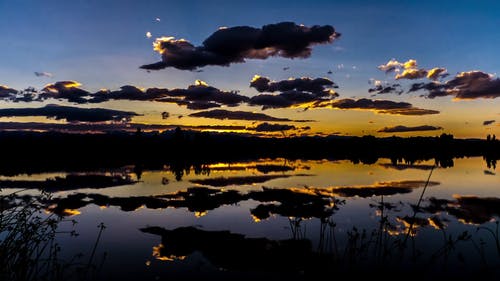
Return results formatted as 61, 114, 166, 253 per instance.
1, 0, 499, 138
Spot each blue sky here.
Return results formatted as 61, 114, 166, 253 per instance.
2, 0, 499, 90
0, 0, 499, 137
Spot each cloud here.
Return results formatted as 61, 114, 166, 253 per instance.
376, 108, 440, 115
165, 80, 249, 106
41, 81, 90, 104
395, 68, 428, 80
378, 59, 499, 100
309, 98, 439, 115
36, 80, 246, 107
90, 80, 249, 110
377, 59, 403, 73
378, 59, 418, 72
248, 94, 295, 109
377, 125, 443, 133
2, 77, 334, 112
0, 85, 18, 98
378, 59, 448, 82
89, 85, 157, 103
246, 122, 296, 132
146, 31, 152, 38
0, 104, 139, 122
250, 75, 337, 93
407, 81, 447, 98
483, 120, 495, 126
320, 98, 412, 110
426, 67, 447, 80
189, 109, 311, 122
445, 71, 500, 99
34, 71, 53, 78
368, 83, 402, 95
140, 22, 340, 70
409, 71, 500, 100
248, 75, 338, 109
403, 59, 417, 69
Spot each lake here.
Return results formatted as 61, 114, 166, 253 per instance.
1, 157, 499, 280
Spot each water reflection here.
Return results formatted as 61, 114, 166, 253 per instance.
141, 226, 315, 272
1, 157, 499, 279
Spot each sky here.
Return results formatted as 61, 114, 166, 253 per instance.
0, 0, 499, 138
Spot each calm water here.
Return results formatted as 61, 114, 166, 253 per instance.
2, 157, 500, 280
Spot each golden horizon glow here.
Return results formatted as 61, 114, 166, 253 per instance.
152, 243, 187, 261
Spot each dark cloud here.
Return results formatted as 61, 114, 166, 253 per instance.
377, 125, 443, 133
3, 77, 336, 112
322, 98, 412, 110
89, 85, 163, 103
248, 75, 338, 109
377, 108, 440, 115
379, 59, 498, 100
0, 85, 18, 98
445, 71, 500, 99
248, 94, 295, 109
250, 75, 336, 93
97, 85, 143, 100
407, 82, 447, 98
186, 101, 222, 110
140, 22, 340, 70
247, 122, 296, 132
166, 80, 249, 106
408, 71, 500, 100
10, 80, 248, 111
34, 71, 53, 78
368, 83, 403, 95
483, 120, 495, 126
0, 104, 139, 122
41, 81, 90, 104
89, 80, 248, 110
249, 90, 336, 109
310, 98, 440, 116
189, 109, 311, 122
